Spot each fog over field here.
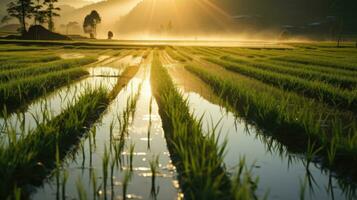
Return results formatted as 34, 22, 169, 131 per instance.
0, 0, 356, 40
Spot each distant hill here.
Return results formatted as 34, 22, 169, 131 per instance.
115, 0, 236, 37
114, 0, 357, 38
0, 24, 20, 32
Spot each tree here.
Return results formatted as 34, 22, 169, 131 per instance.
328, 0, 356, 47
4, 0, 34, 34
43, 0, 60, 32
33, 0, 46, 25
108, 31, 113, 39
83, 10, 101, 39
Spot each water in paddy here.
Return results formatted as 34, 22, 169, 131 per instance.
0, 55, 137, 141
166, 63, 356, 200
31, 62, 181, 200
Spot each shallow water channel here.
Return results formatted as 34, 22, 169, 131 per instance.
0, 55, 136, 144
31, 60, 181, 199
165, 60, 357, 200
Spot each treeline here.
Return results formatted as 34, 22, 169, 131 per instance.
1, 0, 60, 35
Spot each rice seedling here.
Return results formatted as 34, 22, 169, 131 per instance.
151, 51, 256, 199
0, 68, 89, 112
0, 55, 61, 70
273, 55, 357, 71
62, 170, 69, 200
0, 87, 109, 198
91, 169, 98, 200
76, 177, 88, 200
165, 47, 187, 62
102, 145, 110, 200
220, 55, 357, 89
185, 62, 357, 168
0, 57, 96, 83
122, 170, 133, 200
129, 143, 135, 171
149, 155, 160, 198
205, 57, 357, 112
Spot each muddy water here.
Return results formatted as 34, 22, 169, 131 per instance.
31, 59, 181, 200
164, 59, 356, 199
0, 55, 139, 140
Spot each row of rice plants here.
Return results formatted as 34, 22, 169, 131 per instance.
165, 47, 187, 62
151, 52, 257, 200
0, 57, 97, 83
205, 57, 357, 112
0, 87, 109, 198
266, 59, 357, 79
221, 55, 357, 89
172, 47, 193, 61
0, 64, 141, 199
273, 55, 357, 71
184, 63, 357, 166
0, 55, 61, 70
0, 68, 89, 112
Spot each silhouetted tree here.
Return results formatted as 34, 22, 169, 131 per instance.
83, 10, 101, 39
3, 0, 34, 34
43, 0, 60, 31
33, 0, 46, 25
108, 31, 113, 39
329, 0, 356, 47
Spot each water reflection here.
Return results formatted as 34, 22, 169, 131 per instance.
183, 91, 356, 200
31, 59, 181, 200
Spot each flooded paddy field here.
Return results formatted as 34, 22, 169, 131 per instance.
0, 42, 356, 200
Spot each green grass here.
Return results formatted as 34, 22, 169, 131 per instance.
151, 52, 256, 199
0, 87, 109, 198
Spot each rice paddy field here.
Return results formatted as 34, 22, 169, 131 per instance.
0, 41, 356, 200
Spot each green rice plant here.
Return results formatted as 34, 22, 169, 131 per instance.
0, 68, 89, 112
0, 87, 109, 198
151, 52, 255, 199
129, 143, 135, 171
273, 55, 357, 71
0, 55, 61, 70
91, 169, 98, 200
172, 47, 193, 61
165, 47, 187, 62
62, 170, 68, 200
221, 55, 357, 89
267, 59, 357, 79
231, 158, 258, 200
184, 63, 357, 165
0, 57, 96, 83
305, 140, 323, 168
205, 57, 357, 112
76, 177, 88, 200
102, 145, 110, 200
122, 170, 132, 200
149, 155, 160, 198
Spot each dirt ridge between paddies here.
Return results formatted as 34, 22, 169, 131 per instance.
0, 64, 140, 199
150, 51, 257, 200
